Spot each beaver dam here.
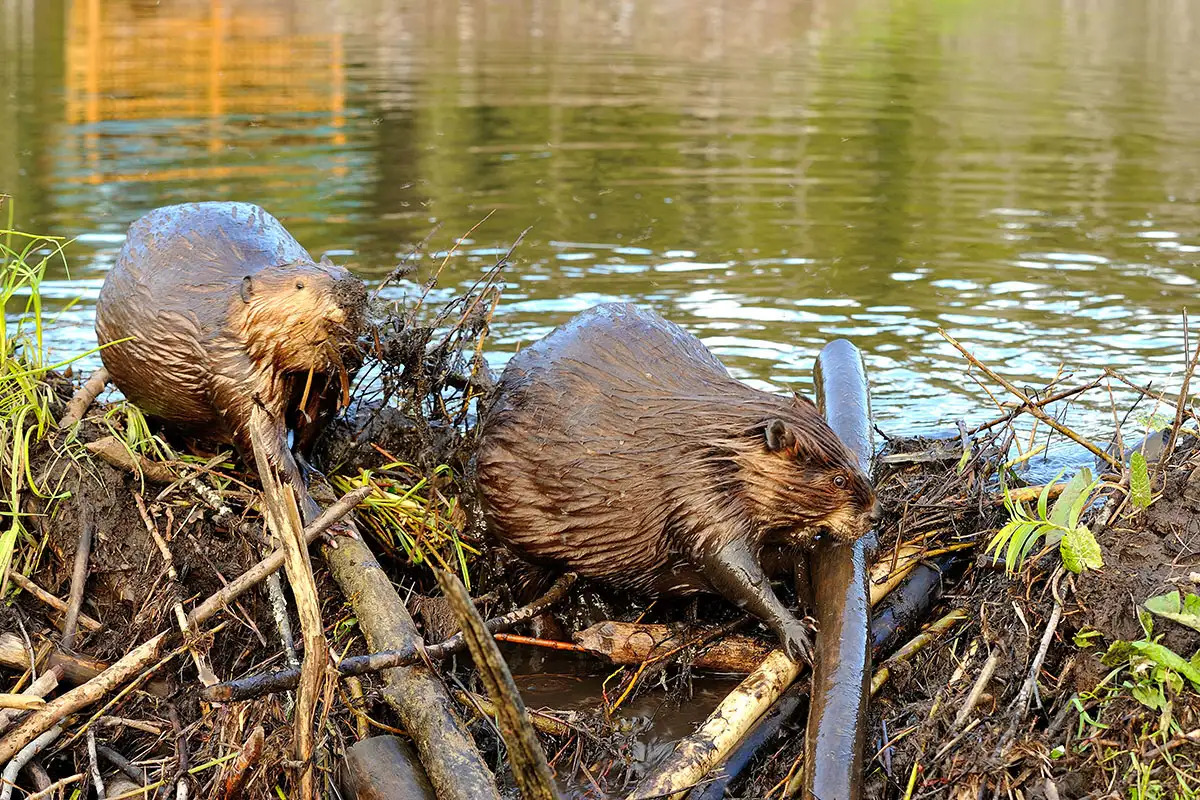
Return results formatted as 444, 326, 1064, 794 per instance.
2, 226, 1200, 800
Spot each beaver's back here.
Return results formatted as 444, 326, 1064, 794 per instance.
95, 202, 315, 431
476, 303, 793, 593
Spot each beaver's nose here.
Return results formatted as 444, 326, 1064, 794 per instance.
869, 500, 884, 525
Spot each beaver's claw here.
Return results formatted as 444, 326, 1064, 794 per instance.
320, 520, 361, 549
777, 617, 815, 665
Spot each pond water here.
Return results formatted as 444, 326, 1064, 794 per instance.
5, 0, 1200, 462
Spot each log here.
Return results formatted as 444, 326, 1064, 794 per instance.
805, 339, 875, 800
323, 537, 500, 800
341, 736, 436, 800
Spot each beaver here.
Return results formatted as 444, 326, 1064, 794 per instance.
95, 202, 367, 524
475, 303, 880, 662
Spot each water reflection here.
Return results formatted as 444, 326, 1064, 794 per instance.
4, 0, 1200, 448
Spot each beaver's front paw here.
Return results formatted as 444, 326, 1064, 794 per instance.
776, 617, 815, 665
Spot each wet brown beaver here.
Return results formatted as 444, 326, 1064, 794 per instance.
475, 303, 880, 661
95, 202, 367, 523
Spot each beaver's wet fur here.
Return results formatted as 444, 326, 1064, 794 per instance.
95, 202, 367, 522
476, 303, 879, 661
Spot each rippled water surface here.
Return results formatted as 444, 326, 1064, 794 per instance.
5, 0, 1200, 445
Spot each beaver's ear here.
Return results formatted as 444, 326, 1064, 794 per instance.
765, 419, 797, 453
791, 391, 818, 412
240, 276, 254, 303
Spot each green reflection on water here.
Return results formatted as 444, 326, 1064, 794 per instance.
3, 0, 1200, 438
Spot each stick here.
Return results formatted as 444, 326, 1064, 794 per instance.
87, 727, 106, 800
186, 485, 374, 628
60, 515, 95, 651
203, 572, 578, 702
870, 609, 968, 695
435, 569, 560, 800
0, 725, 62, 800
0, 632, 168, 764
220, 725, 264, 800
939, 329, 1120, 469
9, 573, 103, 633
0, 694, 45, 711
59, 367, 109, 428
85, 437, 177, 484
954, 650, 1001, 728
0, 670, 58, 735
250, 417, 325, 800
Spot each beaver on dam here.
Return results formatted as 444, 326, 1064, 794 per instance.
475, 303, 880, 661
95, 202, 367, 523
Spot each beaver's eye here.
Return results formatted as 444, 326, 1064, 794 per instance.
295, 281, 305, 290
833, 475, 847, 489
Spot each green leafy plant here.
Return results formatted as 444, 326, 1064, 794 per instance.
1102, 609, 1200, 711
987, 467, 1104, 573
1130, 451, 1153, 509
1144, 591, 1200, 634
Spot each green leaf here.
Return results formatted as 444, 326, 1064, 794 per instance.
1131, 680, 1167, 710
1067, 480, 1100, 529
1073, 629, 1101, 648
1039, 468, 1067, 522
1060, 524, 1103, 574
1049, 468, 1094, 528
1129, 640, 1200, 689
1005, 520, 1042, 572
1143, 591, 1200, 634
956, 445, 971, 475
1130, 452, 1152, 509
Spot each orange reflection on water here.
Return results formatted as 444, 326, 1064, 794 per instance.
63, 0, 347, 185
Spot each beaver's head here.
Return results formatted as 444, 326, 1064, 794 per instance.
737, 400, 881, 544
236, 259, 367, 374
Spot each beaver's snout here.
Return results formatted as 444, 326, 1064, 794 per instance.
331, 276, 368, 334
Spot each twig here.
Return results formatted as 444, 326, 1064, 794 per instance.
60, 514, 95, 652
968, 379, 1101, 435
1160, 311, 1200, 470
1006, 571, 1067, 742
0, 725, 62, 800
940, 329, 1120, 469
0, 694, 44, 711
870, 609, 968, 695
954, 649, 1001, 728
24, 773, 83, 800
86, 727, 106, 800
58, 367, 109, 428
186, 485, 374, 628
9, 573, 102, 633
435, 568, 560, 800
168, 704, 189, 800
97, 745, 146, 787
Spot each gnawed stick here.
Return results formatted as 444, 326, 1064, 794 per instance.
186, 485, 374, 628
0, 632, 168, 765
203, 572, 577, 703
219, 725, 264, 800
85, 437, 177, 484
58, 367, 109, 429
573, 622, 772, 674
0, 634, 164, 696
323, 536, 501, 800
8, 573, 102, 633
0, 669, 59, 736
0, 694, 44, 711
252, 411, 325, 800
628, 650, 803, 800
870, 609, 969, 695
435, 568, 560, 800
